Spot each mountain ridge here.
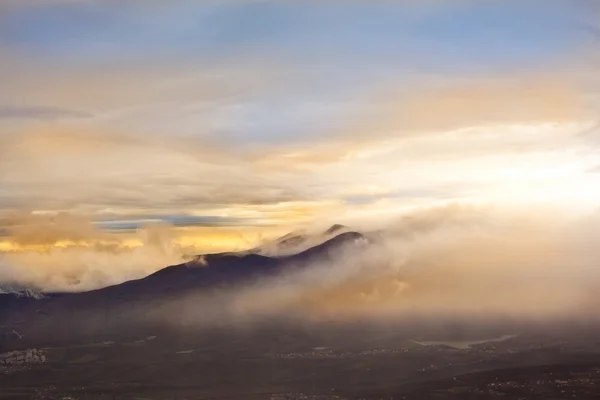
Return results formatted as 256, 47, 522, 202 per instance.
0, 228, 371, 348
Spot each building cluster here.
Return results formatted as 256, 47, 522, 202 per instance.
276, 349, 337, 359
0, 348, 47, 374
449, 375, 600, 397
270, 393, 342, 400
276, 347, 412, 359
1, 348, 47, 365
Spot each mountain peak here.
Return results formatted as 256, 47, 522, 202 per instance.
276, 233, 307, 248
286, 231, 367, 264
324, 224, 349, 235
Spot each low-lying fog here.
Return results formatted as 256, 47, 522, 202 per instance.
143, 205, 600, 329
2, 205, 600, 332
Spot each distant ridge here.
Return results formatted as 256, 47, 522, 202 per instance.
275, 233, 308, 249
0, 229, 372, 348
253, 224, 356, 256
324, 224, 349, 236
282, 231, 367, 263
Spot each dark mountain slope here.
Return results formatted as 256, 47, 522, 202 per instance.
280, 231, 366, 264
0, 231, 369, 349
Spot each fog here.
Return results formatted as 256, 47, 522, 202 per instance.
144, 205, 600, 330
0, 245, 182, 293
2, 205, 600, 330
0, 215, 183, 292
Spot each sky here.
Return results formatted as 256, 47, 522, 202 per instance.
0, 0, 599, 291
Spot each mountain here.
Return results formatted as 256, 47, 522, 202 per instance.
253, 224, 355, 256
275, 230, 308, 247
324, 224, 349, 235
139, 230, 367, 295
0, 229, 369, 349
280, 231, 367, 264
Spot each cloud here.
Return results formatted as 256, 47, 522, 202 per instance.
0, 208, 297, 292
94, 215, 250, 230
157, 205, 600, 327
250, 70, 595, 172
4, 117, 599, 225
589, 165, 600, 173
2, 203, 600, 327
0, 106, 93, 121
0, 0, 598, 253
341, 75, 591, 143
0, 213, 185, 292
1, 0, 594, 140
0, 212, 105, 246
0, 0, 89, 14
0, 129, 305, 215
0, 243, 182, 293
0, 50, 289, 126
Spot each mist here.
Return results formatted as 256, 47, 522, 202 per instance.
2, 205, 600, 330
151, 206, 600, 329
0, 215, 184, 292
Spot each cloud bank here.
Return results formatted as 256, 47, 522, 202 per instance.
138, 205, 600, 328
0, 214, 184, 292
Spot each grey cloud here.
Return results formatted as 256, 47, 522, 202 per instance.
342, 187, 459, 206
582, 24, 600, 39
0, 106, 93, 121
0, 130, 306, 215
0, 184, 301, 215
94, 215, 255, 231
